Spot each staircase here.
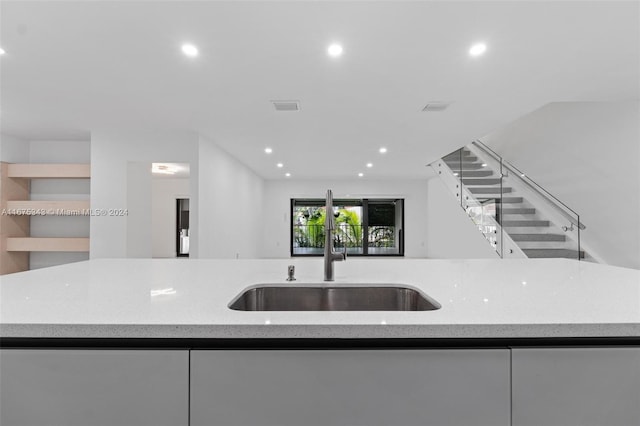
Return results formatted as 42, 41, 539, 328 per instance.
434, 142, 585, 260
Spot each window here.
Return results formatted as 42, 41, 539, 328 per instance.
291, 198, 404, 256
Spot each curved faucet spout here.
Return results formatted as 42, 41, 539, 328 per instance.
324, 189, 346, 281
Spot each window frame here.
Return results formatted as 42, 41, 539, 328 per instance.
290, 198, 405, 257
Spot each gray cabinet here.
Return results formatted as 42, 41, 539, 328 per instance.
0, 349, 189, 426
190, 349, 511, 426
5, 345, 637, 426
512, 347, 640, 426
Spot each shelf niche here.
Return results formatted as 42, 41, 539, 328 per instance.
0, 162, 91, 274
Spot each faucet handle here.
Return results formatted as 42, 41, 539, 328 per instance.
342, 245, 348, 261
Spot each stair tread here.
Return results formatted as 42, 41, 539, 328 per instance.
511, 233, 566, 241
445, 150, 474, 156
503, 220, 550, 226
495, 197, 523, 203
444, 155, 478, 160
444, 160, 481, 165
448, 164, 485, 170
471, 196, 522, 200
455, 171, 493, 177
469, 187, 513, 193
463, 180, 502, 186
523, 248, 584, 259
502, 208, 536, 214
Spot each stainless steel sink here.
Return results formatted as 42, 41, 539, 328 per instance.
228, 285, 441, 311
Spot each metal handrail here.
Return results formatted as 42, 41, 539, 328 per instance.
471, 140, 586, 230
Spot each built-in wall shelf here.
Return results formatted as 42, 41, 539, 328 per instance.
7, 163, 90, 179
6, 237, 90, 252
1, 161, 91, 274
5, 200, 90, 215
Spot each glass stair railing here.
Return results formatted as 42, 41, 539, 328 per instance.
430, 140, 586, 260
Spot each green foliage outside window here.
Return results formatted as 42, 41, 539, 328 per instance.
293, 207, 363, 249
334, 209, 362, 248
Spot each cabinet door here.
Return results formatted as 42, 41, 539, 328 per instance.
512, 347, 640, 426
191, 349, 510, 426
0, 349, 189, 426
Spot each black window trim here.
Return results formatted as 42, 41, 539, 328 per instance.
290, 198, 405, 257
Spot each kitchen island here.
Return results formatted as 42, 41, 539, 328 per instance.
1, 258, 639, 426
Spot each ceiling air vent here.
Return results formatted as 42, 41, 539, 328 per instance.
271, 100, 300, 111
422, 102, 450, 112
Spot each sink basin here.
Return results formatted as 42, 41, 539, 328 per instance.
228, 285, 441, 311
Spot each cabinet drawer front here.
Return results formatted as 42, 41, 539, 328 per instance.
512, 347, 640, 426
191, 349, 510, 426
0, 349, 189, 426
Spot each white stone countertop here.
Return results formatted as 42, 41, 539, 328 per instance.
1, 258, 639, 339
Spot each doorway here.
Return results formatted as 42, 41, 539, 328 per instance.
150, 162, 191, 258
176, 198, 190, 257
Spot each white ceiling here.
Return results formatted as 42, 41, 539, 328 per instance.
1, 1, 638, 179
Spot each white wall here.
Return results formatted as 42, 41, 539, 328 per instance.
90, 130, 200, 258
261, 179, 433, 258
152, 178, 190, 258
425, 174, 500, 259
198, 136, 264, 259
481, 101, 640, 269
126, 162, 152, 258
0, 134, 29, 163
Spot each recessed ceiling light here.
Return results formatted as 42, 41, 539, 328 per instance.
481, 163, 488, 167
181, 43, 199, 57
366, 163, 373, 168
469, 42, 487, 57
264, 147, 273, 154
277, 163, 284, 168
285, 173, 291, 177
0, 48, 5, 55
358, 172, 364, 177
327, 43, 343, 57
379, 147, 387, 154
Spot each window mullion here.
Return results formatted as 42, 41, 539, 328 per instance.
362, 199, 369, 256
